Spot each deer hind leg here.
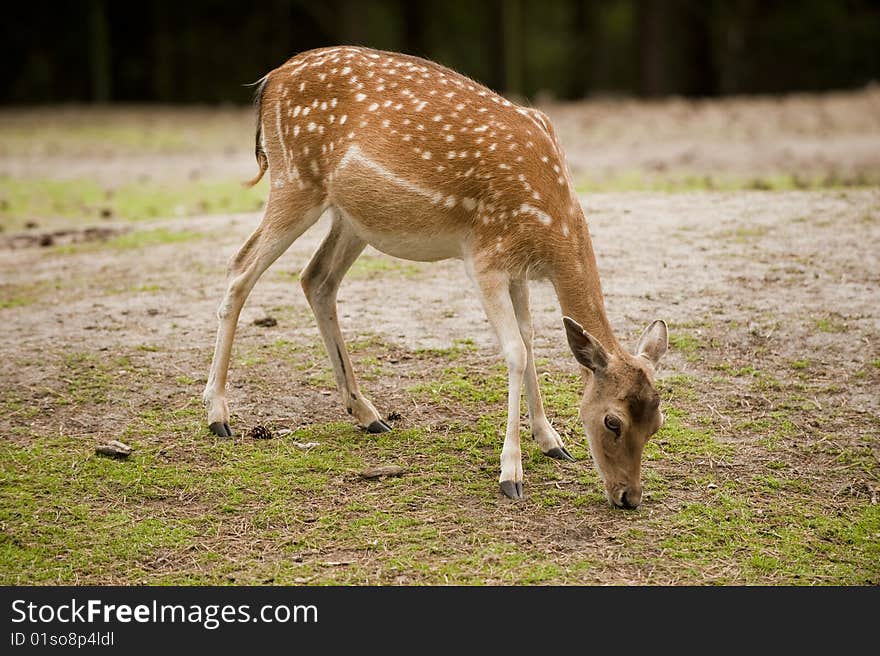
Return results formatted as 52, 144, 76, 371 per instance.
466, 258, 527, 499
301, 209, 391, 433
204, 189, 326, 437
510, 279, 574, 462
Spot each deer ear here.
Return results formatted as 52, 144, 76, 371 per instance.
636, 320, 668, 367
563, 316, 609, 372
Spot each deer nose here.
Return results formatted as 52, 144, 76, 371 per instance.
619, 487, 642, 510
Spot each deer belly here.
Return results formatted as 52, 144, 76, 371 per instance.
329, 149, 465, 261
336, 206, 462, 262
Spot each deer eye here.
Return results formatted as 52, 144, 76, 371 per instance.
604, 414, 621, 435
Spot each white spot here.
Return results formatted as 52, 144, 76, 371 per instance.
541, 156, 549, 163
402, 134, 412, 142
368, 102, 379, 111
520, 203, 552, 225
340, 114, 348, 124
320, 101, 327, 110
561, 224, 570, 237
422, 151, 432, 160
444, 195, 456, 209
299, 82, 306, 92
462, 197, 477, 211
331, 98, 338, 108
307, 122, 316, 132
293, 125, 300, 136
432, 114, 443, 122
293, 106, 301, 117
447, 151, 456, 159
383, 99, 392, 107
355, 93, 367, 101
445, 134, 455, 142
382, 119, 390, 128
474, 125, 488, 133
341, 67, 351, 75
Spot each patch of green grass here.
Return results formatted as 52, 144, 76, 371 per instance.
669, 332, 700, 360
575, 170, 880, 194
348, 254, 423, 280
54, 228, 204, 254
645, 406, 733, 463
656, 373, 698, 403
408, 364, 507, 406
871, 360, 880, 369
656, 491, 879, 584
815, 316, 846, 333
0, 294, 34, 310
712, 362, 760, 377
791, 359, 810, 370
717, 225, 770, 242
0, 177, 267, 231
0, 279, 65, 310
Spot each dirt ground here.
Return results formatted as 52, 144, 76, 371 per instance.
1, 91, 878, 585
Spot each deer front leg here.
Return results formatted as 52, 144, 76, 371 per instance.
466, 259, 527, 499
301, 212, 391, 433
510, 279, 574, 461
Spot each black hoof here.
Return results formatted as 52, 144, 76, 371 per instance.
545, 446, 575, 462
500, 480, 524, 499
209, 421, 233, 438
366, 419, 392, 434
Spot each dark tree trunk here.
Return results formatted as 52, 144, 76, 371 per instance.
151, 0, 173, 101
88, 0, 112, 102
502, 0, 524, 97
568, 0, 593, 98
638, 0, 666, 97
401, 0, 425, 56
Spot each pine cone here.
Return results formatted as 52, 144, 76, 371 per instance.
249, 424, 274, 440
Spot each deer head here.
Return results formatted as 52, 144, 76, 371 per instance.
563, 317, 668, 509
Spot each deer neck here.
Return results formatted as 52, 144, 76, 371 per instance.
550, 218, 621, 354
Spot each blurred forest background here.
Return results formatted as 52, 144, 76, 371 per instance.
3, 0, 880, 105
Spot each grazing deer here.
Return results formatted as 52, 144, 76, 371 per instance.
204, 46, 669, 508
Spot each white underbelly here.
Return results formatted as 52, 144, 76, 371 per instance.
336, 206, 463, 262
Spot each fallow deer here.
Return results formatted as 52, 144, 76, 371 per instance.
204, 46, 669, 508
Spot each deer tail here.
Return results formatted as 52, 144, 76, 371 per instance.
243, 74, 269, 188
